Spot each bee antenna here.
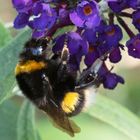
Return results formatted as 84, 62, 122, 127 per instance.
109, 65, 114, 72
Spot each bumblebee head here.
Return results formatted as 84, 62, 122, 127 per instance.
20, 38, 48, 61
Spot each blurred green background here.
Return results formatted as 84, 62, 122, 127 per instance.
0, 1, 140, 140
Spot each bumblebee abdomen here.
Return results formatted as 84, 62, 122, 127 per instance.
60, 91, 85, 116
60, 86, 97, 116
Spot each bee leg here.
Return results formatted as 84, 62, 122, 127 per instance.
61, 44, 70, 64
75, 56, 105, 89
56, 45, 70, 80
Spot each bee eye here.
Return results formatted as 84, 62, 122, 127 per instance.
31, 46, 43, 56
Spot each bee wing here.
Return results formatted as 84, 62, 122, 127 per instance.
44, 100, 80, 136
40, 96, 80, 137
76, 50, 111, 88
41, 76, 80, 137
75, 58, 103, 89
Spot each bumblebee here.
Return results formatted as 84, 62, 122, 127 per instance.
15, 38, 104, 136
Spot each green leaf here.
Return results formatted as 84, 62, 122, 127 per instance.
36, 133, 42, 140
17, 100, 38, 140
53, 25, 74, 38
87, 94, 140, 140
0, 29, 31, 104
0, 75, 16, 104
0, 21, 12, 47
0, 100, 19, 140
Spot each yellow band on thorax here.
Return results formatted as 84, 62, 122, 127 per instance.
15, 60, 46, 75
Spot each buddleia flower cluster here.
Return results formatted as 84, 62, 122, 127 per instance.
12, 0, 140, 89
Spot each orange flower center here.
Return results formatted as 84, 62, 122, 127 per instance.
136, 19, 140, 24
134, 39, 140, 47
106, 28, 115, 36
83, 5, 93, 16
89, 46, 94, 53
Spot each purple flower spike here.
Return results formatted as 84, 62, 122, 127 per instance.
126, 34, 140, 58
53, 34, 66, 53
12, 0, 140, 90
67, 32, 88, 55
82, 29, 97, 44
12, 0, 33, 12
103, 73, 124, 89
13, 1, 57, 36
29, 4, 57, 30
98, 64, 124, 89
128, 0, 140, 9
70, 0, 101, 29
84, 46, 99, 67
32, 30, 46, 38
132, 10, 140, 31
14, 13, 29, 29
107, 0, 127, 13
53, 32, 89, 55
101, 24, 123, 47
109, 47, 122, 63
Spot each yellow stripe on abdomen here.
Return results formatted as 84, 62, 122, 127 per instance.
61, 92, 79, 114
15, 60, 46, 75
